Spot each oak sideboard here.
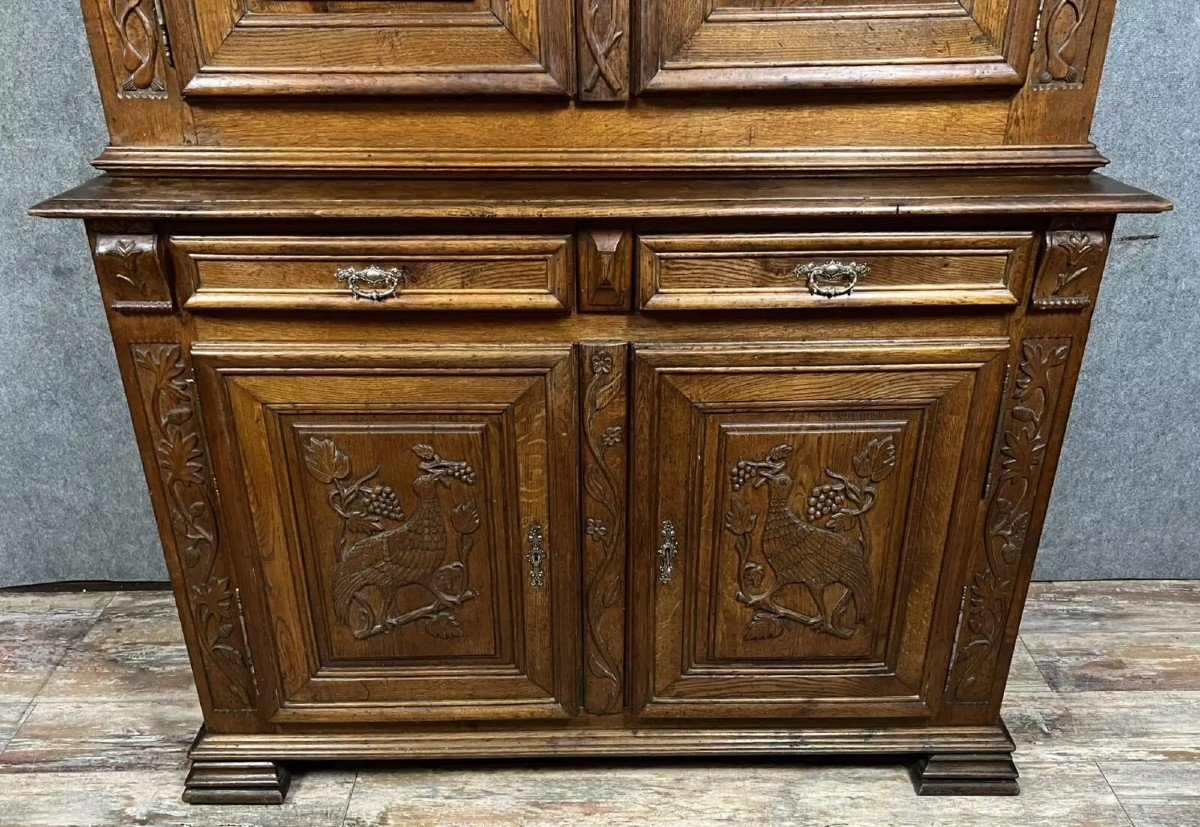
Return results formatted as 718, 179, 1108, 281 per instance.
33, 0, 1168, 802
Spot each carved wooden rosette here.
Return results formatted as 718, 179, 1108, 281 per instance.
106, 0, 168, 98
580, 343, 628, 714
1031, 229, 1109, 310
945, 338, 1071, 702
577, 0, 629, 100
131, 343, 255, 712
92, 228, 174, 313
1032, 0, 1097, 89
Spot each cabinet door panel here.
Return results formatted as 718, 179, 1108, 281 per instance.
172, 0, 574, 97
193, 344, 578, 723
637, 0, 1034, 92
631, 341, 1007, 720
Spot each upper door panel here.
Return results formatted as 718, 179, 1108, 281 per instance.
173, 0, 575, 96
636, 0, 1034, 92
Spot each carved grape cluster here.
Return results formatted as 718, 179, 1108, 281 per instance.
807, 483, 845, 521
446, 464, 476, 485
730, 459, 758, 491
362, 485, 404, 521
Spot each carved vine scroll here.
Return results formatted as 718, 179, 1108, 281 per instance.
725, 437, 896, 641
578, 0, 629, 100
107, 0, 168, 98
305, 438, 482, 641
1031, 229, 1109, 310
1033, 0, 1096, 89
131, 344, 254, 711
946, 339, 1071, 701
580, 344, 627, 713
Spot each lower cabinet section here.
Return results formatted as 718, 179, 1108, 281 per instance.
163, 336, 1027, 799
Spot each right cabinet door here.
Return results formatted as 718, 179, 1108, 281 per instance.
636, 0, 1032, 92
631, 340, 1008, 720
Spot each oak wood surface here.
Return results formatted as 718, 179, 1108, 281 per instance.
31, 0, 1169, 800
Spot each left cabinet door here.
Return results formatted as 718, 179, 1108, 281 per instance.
192, 343, 579, 724
171, 0, 575, 97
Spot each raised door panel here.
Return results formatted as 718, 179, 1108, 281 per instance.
171, 0, 574, 96
631, 341, 1008, 719
637, 0, 1035, 92
192, 344, 578, 723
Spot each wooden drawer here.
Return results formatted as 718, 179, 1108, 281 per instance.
172, 235, 573, 311
637, 232, 1035, 310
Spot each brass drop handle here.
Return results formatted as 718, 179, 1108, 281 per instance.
657, 519, 677, 585
527, 522, 547, 590
794, 260, 869, 298
335, 265, 411, 302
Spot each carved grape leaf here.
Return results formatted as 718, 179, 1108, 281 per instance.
745, 612, 785, 640
412, 443, 438, 461
346, 512, 384, 534
424, 612, 465, 639
304, 437, 350, 483
853, 436, 897, 482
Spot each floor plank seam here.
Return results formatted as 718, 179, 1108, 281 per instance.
1016, 635, 1057, 693
1095, 760, 1137, 827
340, 770, 360, 827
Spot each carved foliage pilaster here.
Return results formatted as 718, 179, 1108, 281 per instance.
92, 230, 174, 314
131, 344, 255, 711
106, 0, 168, 98
946, 339, 1070, 702
578, 0, 629, 100
580, 343, 628, 713
1031, 229, 1109, 311
1032, 0, 1097, 89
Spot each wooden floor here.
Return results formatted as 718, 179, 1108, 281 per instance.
0, 581, 1196, 826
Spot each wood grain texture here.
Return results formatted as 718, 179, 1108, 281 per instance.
32, 175, 1171, 220
31, 0, 1171, 792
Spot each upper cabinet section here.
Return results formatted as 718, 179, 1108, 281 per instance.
171, 0, 575, 96
637, 0, 1033, 92
170, 0, 1031, 98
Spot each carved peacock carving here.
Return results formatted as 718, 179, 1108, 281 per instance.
305, 438, 481, 641
725, 437, 896, 640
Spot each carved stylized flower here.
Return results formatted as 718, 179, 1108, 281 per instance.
586, 518, 609, 541
601, 426, 623, 447
157, 431, 205, 485
590, 351, 613, 375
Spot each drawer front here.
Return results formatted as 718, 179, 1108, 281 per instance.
638, 232, 1035, 310
172, 235, 573, 312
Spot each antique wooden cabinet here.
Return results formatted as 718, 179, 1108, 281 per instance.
34, 0, 1168, 803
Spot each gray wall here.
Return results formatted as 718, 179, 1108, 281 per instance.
0, 0, 1195, 586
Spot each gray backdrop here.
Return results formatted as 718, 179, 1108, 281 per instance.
0, 1, 1195, 586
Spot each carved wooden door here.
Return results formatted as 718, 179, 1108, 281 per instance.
630, 340, 1008, 720
636, 0, 1036, 92
192, 344, 579, 723
169, 0, 574, 97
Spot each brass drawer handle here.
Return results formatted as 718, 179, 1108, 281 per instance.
794, 260, 869, 298
527, 522, 547, 590
657, 519, 677, 585
334, 265, 410, 302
